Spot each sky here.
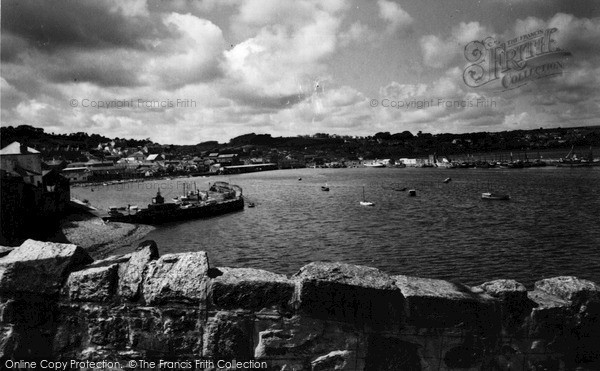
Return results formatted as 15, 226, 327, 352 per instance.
1, 0, 599, 144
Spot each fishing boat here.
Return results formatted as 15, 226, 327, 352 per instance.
408, 189, 417, 197
481, 192, 510, 200
321, 184, 330, 191
103, 182, 244, 224
359, 186, 374, 206
556, 146, 599, 167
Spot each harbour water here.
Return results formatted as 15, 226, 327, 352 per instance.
73, 167, 600, 287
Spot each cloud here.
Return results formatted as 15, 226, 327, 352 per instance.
377, 0, 413, 33
1, 0, 160, 52
142, 13, 226, 88
222, 0, 343, 104
339, 22, 377, 47
420, 22, 491, 69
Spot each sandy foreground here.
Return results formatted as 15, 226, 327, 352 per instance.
57, 203, 155, 259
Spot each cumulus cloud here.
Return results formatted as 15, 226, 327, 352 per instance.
222, 0, 343, 104
377, 0, 413, 33
420, 22, 491, 69
142, 13, 226, 88
339, 22, 377, 46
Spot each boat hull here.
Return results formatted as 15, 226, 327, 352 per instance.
481, 193, 510, 201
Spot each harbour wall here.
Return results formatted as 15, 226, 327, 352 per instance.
0, 239, 599, 370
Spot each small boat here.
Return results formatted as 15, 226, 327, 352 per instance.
360, 186, 374, 206
408, 189, 417, 197
364, 161, 386, 168
247, 202, 256, 208
443, 178, 452, 183
321, 184, 330, 191
298, 178, 302, 181
481, 192, 510, 200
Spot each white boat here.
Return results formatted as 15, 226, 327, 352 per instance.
481, 192, 510, 200
360, 186, 374, 206
364, 161, 386, 168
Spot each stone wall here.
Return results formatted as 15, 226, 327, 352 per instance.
0, 239, 599, 370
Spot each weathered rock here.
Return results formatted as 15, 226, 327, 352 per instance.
527, 289, 570, 338
118, 241, 159, 301
474, 279, 532, 334
142, 252, 209, 305
0, 246, 14, 258
394, 275, 498, 328
255, 316, 325, 360
0, 239, 93, 296
535, 276, 600, 303
128, 306, 203, 355
209, 267, 294, 311
533, 279, 600, 365
254, 315, 367, 367
86, 306, 129, 349
474, 279, 527, 302
203, 311, 253, 360
294, 262, 404, 326
64, 263, 119, 302
311, 350, 354, 371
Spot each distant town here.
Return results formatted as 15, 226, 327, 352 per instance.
1, 124, 599, 185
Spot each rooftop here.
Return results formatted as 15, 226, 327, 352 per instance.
0, 142, 40, 155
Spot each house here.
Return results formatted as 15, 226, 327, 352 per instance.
0, 142, 43, 186
146, 154, 165, 162
61, 167, 90, 183
216, 153, 240, 166
0, 142, 70, 245
129, 151, 146, 162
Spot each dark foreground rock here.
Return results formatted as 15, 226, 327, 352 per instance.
0, 239, 599, 370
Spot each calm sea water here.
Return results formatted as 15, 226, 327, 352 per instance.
72, 167, 600, 287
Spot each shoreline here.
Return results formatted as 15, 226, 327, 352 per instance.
56, 202, 155, 259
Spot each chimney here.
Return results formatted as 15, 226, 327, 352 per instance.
20, 143, 28, 154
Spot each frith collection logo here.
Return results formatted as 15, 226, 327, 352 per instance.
463, 28, 571, 90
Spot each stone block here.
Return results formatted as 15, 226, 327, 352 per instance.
294, 262, 404, 327
209, 267, 294, 311
65, 263, 119, 302
0, 240, 93, 296
255, 315, 367, 365
203, 311, 253, 360
473, 279, 532, 334
127, 306, 203, 356
527, 289, 570, 338
118, 241, 159, 301
535, 276, 600, 304
142, 252, 209, 306
394, 275, 498, 328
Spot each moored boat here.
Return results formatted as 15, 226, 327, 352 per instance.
103, 182, 244, 224
359, 186, 374, 206
481, 192, 510, 200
